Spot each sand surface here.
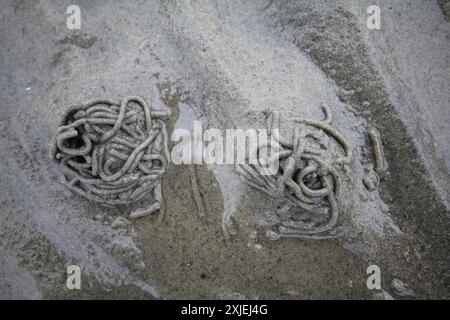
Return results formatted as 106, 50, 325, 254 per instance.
0, 0, 449, 299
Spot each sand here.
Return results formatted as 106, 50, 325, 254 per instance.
0, 0, 448, 299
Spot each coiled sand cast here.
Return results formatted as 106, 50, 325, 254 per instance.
237, 104, 352, 240
51, 96, 171, 219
